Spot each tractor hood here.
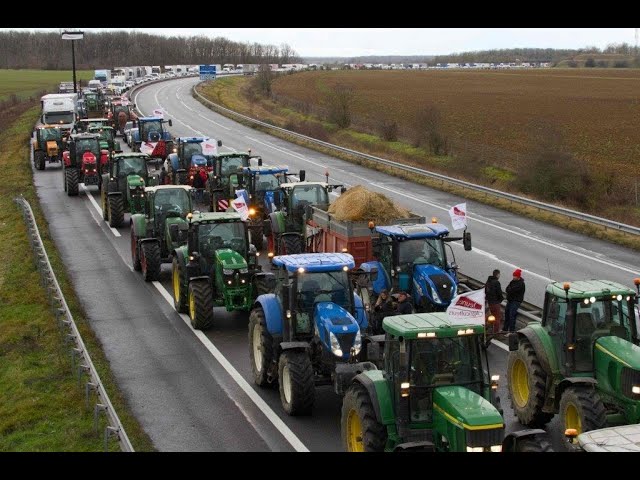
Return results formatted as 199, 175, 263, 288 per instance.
315, 302, 360, 361
413, 264, 456, 307
46, 140, 59, 156
433, 385, 504, 432
215, 248, 247, 269
126, 175, 145, 188
191, 154, 208, 167
595, 336, 640, 370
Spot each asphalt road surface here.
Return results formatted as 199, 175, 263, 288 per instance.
30, 77, 640, 451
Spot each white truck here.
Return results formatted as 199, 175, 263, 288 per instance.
41, 93, 77, 133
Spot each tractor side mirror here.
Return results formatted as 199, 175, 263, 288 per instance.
299, 170, 306, 182
508, 333, 519, 351
217, 140, 222, 147
168, 119, 173, 127
169, 223, 179, 242
463, 231, 472, 251
449, 262, 459, 270
248, 244, 257, 256
258, 157, 263, 166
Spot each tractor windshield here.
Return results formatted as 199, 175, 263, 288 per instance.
92, 129, 113, 144
44, 112, 74, 125
398, 238, 445, 268
408, 336, 485, 422
75, 138, 100, 157
296, 271, 352, 312
118, 157, 147, 177
41, 128, 61, 141
154, 189, 190, 217
220, 156, 248, 177
255, 173, 281, 192
182, 142, 203, 159
141, 120, 163, 141
198, 221, 247, 258
290, 184, 329, 209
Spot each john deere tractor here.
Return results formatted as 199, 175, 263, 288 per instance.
130, 185, 194, 281
32, 125, 64, 170
507, 280, 640, 438
61, 133, 103, 196
100, 152, 150, 227
83, 91, 103, 118
341, 312, 552, 452
171, 211, 271, 330
248, 253, 371, 416
88, 125, 121, 155
208, 151, 258, 212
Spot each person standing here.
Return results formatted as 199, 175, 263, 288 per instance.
373, 289, 395, 332
485, 269, 504, 333
395, 291, 414, 315
504, 269, 525, 333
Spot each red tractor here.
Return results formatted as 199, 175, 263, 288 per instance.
62, 133, 108, 195
108, 99, 138, 137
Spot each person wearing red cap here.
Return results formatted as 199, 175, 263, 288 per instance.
504, 268, 525, 332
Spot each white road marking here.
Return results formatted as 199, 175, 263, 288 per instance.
491, 339, 509, 352
81, 185, 121, 237
151, 281, 309, 453
197, 113, 231, 130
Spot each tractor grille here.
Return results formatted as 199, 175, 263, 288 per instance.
337, 333, 356, 355
466, 427, 504, 448
429, 274, 453, 302
620, 366, 640, 399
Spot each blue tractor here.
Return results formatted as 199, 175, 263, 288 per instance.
165, 136, 222, 186
248, 253, 374, 416
132, 116, 174, 158
361, 221, 472, 318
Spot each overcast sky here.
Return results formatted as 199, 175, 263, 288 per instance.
6, 28, 637, 57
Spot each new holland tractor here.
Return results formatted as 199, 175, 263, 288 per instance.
165, 136, 222, 185
341, 312, 552, 452
507, 280, 640, 438
61, 133, 105, 196
268, 177, 346, 256
132, 117, 173, 159
171, 211, 272, 330
248, 253, 371, 416
100, 152, 150, 227
32, 125, 64, 170
130, 185, 194, 281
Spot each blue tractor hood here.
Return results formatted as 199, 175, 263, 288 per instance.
314, 302, 360, 361
191, 154, 207, 167
412, 263, 457, 309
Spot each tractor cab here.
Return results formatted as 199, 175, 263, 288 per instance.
67, 133, 101, 168
84, 91, 103, 116
133, 117, 173, 158
35, 125, 64, 152
88, 125, 120, 153
166, 137, 221, 185
76, 118, 110, 133
209, 151, 260, 210
107, 152, 149, 214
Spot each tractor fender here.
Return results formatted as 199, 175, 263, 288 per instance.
254, 293, 283, 336
501, 429, 547, 452
361, 261, 390, 295
107, 191, 123, 198
173, 248, 186, 268
130, 214, 147, 237
352, 292, 368, 329
352, 371, 395, 424
515, 328, 553, 378
279, 341, 308, 352
62, 150, 71, 167
139, 237, 159, 246
554, 377, 598, 410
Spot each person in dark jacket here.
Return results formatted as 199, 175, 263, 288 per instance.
504, 269, 525, 332
485, 269, 504, 333
372, 289, 395, 332
395, 291, 414, 315
192, 167, 205, 202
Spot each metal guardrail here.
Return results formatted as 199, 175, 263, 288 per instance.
191, 83, 640, 236
14, 195, 134, 452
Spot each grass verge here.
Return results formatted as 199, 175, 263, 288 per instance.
193, 79, 640, 252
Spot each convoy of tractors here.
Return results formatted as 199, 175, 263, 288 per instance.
31, 78, 640, 454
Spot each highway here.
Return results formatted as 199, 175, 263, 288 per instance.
31, 76, 640, 451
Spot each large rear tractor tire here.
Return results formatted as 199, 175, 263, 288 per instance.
108, 195, 124, 228
507, 338, 554, 428
341, 383, 387, 452
559, 386, 606, 438
66, 168, 79, 196
249, 307, 277, 388
188, 279, 214, 330
172, 258, 188, 313
63, 168, 67, 192
131, 231, 141, 271
278, 350, 315, 416
514, 433, 553, 452
34, 150, 46, 170
141, 241, 162, 282
281, 235, 303, 255
101, 187, 108, 220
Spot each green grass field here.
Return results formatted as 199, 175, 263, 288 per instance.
0, 69, 93, 101
0, 71, 153, 451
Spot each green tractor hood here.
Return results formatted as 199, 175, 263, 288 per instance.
215, 248, 247, 269
595, 336, 640, 415
596, 336, 640, 370
127, 175, 146, 188
433, 385, 504, 451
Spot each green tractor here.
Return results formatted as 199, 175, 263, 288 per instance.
507, 280, 640, 437
83, 91, 104, 118
342, 312, 552, 452
100, 152, 151, 228
208, 151, 258, 212
130, 185, 194, 281
171, 211, 272, 330
88, 125, 121, 155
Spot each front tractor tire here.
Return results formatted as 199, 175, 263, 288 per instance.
108, 195, 124, 228
172, 258, 188, 313
131, 231, 141, 271
507, 337, 554, 428
188, 279, 214, 330
34, 150, 46, 170
140, 241, 162, 282
558, 386, 606, 437
513, 433, 553, 452
248, 307, 276, 387
66, 168, 79, 196
341, 384, 387, 452
278, 350, 315, 416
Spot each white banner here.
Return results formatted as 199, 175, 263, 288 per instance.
448, 202, 467, 231
153, 108, 164, 118
231, 197, 249, 221
140, 141, 156, 156
446, 288, 485, 325
202, 141, 218, 156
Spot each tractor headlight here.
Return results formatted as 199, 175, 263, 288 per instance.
490, 445, 502, 452
429, 283, 441, 303
329, 332, 343, 358
632, 385, 640, 394
466, 447, 484, 453
249, 208, 256, 216
353, 330, 362, 355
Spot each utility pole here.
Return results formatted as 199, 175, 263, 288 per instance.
61, 31, 84, 93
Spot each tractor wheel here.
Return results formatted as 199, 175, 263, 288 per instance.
507, 337, 554, 428
141, 241, 162, 282
254, 275, 275, 297
66, 168, 79, 196
108, 195, 124, 228
341, 383, 387, 452
101, 187, 108, 220
188, 279, 214, 330
559, 386, 606, 437
34, 151, 46, 170
278, 350, 315, 416
130, 231, 141, 271
251, 228, 264, 251
248, 307, 276, 387
172, 258, 188, 313
281, 235, 303, 255
513, 433, 553, 452
63, 168, 67, 192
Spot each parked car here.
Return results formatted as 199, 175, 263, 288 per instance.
127, 127, 138, 148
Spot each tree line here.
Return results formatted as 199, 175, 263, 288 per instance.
0, 30, 301, 70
